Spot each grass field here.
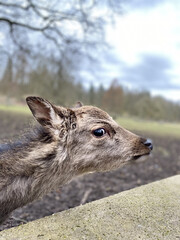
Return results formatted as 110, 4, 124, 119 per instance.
0, 105, 30, 115
117, 117, 180, 139
1, 104, 180, 139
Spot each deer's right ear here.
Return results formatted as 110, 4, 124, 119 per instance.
26, 96, 64, 128
74, 101, 83, 108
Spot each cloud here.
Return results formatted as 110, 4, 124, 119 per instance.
120, 54, 180, 90
125, 0, 168, 10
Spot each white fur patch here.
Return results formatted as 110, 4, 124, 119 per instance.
49, 106, 61, 126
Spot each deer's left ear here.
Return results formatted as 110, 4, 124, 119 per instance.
26, 96, 66, 128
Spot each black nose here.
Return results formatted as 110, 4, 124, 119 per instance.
144, 139, 153, 151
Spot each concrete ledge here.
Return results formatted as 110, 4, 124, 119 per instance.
1, 175, 180, 240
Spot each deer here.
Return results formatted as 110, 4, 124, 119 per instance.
0, 96, 153, 224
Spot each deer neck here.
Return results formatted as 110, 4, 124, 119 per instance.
0, 126, 73, 221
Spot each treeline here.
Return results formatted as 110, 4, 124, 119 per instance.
87, 80, 180, 122
0, 55, 180, 122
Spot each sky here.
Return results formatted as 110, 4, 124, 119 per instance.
1, 0, 180, 102
80, 0, 180, 102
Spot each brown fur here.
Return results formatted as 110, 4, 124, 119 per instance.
0, 97, 153, 224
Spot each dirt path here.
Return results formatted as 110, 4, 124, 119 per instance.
0, 112, 180, 231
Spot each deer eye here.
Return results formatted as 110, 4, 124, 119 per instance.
93, 128, 106, 137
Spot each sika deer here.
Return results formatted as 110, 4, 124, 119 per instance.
0, 97, 153, 224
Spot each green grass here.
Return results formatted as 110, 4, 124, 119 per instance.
0, 105, 180, 139
117, 116, 180, 139
0, 105, 30, 115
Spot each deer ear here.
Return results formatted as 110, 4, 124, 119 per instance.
26, 96, 63, 128
74, 101, 83, 108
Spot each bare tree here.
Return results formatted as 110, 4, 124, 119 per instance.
0, 1, 123, 103
0, 0, 122, 57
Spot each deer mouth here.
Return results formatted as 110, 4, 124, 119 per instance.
132, 152, 150, 161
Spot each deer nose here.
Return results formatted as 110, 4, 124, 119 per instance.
143, 139, 153, 151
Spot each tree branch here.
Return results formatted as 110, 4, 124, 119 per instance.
9, 24, 30, 53
27, 0, 47, 20
0, 0, 122, 57
42, 31, 62, 50
0, 1, 30, 10
0, 17, 51, 31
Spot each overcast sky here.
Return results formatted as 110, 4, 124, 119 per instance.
1, 0, 180, 102
80, 0, 180, 102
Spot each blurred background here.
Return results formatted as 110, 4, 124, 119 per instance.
0, 0, 180, 230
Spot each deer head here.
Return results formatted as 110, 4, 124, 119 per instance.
26, 96, 153, 175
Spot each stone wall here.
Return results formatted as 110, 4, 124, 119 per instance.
1, 175, 180, 240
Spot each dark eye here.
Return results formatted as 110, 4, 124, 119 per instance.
72, 123, 76, 129
93, 128, 106, 137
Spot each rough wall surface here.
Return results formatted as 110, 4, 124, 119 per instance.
1, 175, 180, 240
